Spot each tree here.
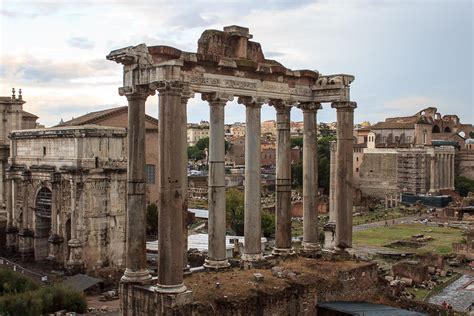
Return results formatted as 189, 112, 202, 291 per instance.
290, 137, 303, 148
146, 203, 158, 237
225, 188, 275, 237
317, 135, 336, 193
187, 146, 205, 161
195, 136, 230, 153
455, 176, 474, 197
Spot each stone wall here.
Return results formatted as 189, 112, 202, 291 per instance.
358, 150, 398, 199
392, 261, 429, 284
458, 150, 474, 180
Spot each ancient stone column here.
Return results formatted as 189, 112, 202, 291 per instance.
298, 102, 322, 255
156, 81, 188, 293
450, 154, 455, 190
429, 155, 436, 193
67, 176, 83, 273
181, 91, 191, 274
238, 96, 264, 262
324, 140, 337, 249
203, 92, 232, 269
18, 175, 34, 261
331, 101, 357, 250
271, 100, 293, 256
6, 176, 18, 252
121, 87, 152, 283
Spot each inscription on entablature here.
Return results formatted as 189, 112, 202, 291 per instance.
188, 74, 258, 90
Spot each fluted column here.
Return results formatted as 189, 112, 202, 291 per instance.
434, 155, 439, 191
298, 102, 322, 254
450, 154, 455, 190
429, 155, 436, 193
238, 96, 264, 262
203, 92, 232, 269
331, 101, 357, 250
440, 154, 446, 190
156, 81, 188, 293
121, 86, 153, 283
5, 175, 18, 252
271, 100, 293, 256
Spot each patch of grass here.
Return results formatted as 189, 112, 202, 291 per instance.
353, 223, 464, 255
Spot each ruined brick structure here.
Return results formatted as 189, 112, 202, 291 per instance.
5, 125, 127, 273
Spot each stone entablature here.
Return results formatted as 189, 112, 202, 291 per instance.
5, 125, 127, 273
107, 26, 353, 105
10, 125, 127, 170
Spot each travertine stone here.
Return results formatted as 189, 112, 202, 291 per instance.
298, 102, 322, 254
202, 92, 232, 269
122, 87, 153, 283
331, 101, 357, 250
156, 81, 188, 293
429, 156, 436, 193
238, 96, 264, 261
271, 100, 293, 256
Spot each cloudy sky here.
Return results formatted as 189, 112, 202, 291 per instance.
0, 0, 472, 127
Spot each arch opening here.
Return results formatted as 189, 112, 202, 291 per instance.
34, 187, 52, 261
432, 125, 440, 133
444, 127, 451, 133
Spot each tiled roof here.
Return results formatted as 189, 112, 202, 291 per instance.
58, 106, 158, 127
371, 121, 416, 129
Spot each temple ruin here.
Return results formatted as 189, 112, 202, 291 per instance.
107, 25, 356, 311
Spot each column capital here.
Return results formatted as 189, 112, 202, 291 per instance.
201, 92, 234, 105
331, 101, 357, 111
119, 85, 155, 100
330, 140, 337, 151
151, 80, 193, 97
297, 102, 322, 112
237, 96, 266, 107
269, 99, 294, 113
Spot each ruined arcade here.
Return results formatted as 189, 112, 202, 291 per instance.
107, 25, 357, 313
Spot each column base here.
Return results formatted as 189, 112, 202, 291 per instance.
183, 264, 192, 275
241, 252, 263, 262
301, 242, 322, 258
204, 258, 230, 270
121, 268, 152, 283
155, 283, 187, 294
272, 247, 294, 257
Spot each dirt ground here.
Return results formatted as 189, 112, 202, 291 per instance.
184, 256, 368, 305
86, 295, 120, 315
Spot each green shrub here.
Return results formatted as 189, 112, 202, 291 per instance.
146, 203, 158, 237
261, 211, 275, 238
0, 268, 38, 295
0, 285, 87, 315
455, 176, 474, 197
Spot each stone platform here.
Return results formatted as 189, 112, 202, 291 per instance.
120, 257, 379, 315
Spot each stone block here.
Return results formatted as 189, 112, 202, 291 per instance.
253, 273, 264, 282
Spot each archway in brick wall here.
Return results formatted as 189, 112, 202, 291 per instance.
34, 187, 52, 261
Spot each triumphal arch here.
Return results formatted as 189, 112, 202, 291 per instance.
107, 25, 356, 310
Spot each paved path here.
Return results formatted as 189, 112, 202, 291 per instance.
428, 274, 474, 312
353, 215, 419, 232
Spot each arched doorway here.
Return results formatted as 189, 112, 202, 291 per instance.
444, 127, 451, 133
432, 125, 440, 133
34, 187, 52, 260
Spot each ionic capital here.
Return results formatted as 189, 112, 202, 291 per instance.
119, 85, 155, 101
151, 80, 193, 98
297, 102, 322, 112
237, 96, 267, 108
331, 101, 357, 111
330, 140, 337, 152
201, 92, 234, 106
269, 99, 294, 114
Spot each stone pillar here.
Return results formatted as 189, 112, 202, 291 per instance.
450, 154, 455, 190
298, 102, 322, 255
5, 176, 18, 252
324, 140, 337, 249
121, 87, 153, 283
18, 175, 34, 261
331, 101, 357, 250
67, 177, 84, 274
156, 81, 188, 293
429, 155, 436, 193
271, 100, 293, 256
202, 92, 232, 269
181, 91, 192, 274
238, 96, 264, 262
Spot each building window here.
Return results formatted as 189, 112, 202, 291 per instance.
356, 157, 359, 162
146, 164, 156, 184
356, 168, 359, 172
